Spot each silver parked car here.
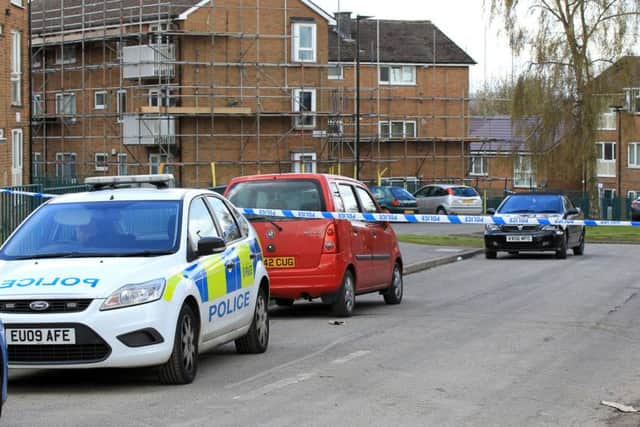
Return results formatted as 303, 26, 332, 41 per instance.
414, 184, 482, 215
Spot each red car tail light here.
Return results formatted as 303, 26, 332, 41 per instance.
322, 222, 338, 254
391, 198, 400, 206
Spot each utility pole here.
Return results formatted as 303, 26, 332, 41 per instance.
355, 15, 372, 181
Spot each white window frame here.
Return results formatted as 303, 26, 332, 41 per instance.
55, 92, 77, 117
11, 129, 23, 186
597, 141, 616, 177
11, 30, 21, 106
629, 142, 640, 168
149, 153, 168, 174
378, 120, 417, 138
628, 190, 638, 200
117, 153, 128, 176
470, 156, 488, 176
291, 152, 317, 173
0, 129, 5, 141
513, 155, 536, 188
116, 89, 127, 122
292, 22, 317, 63
328, 119, 343, 135
32, 49, 43, 68
379, 65, 416, 85
55, 45, 76, 65
292, 88, 316, 129
626, 88, 640, 113
55, 152, 77, 178
328, 64, 343, 80
32, 152, 42, 178
95, 153, 109, 172
598, 108, 616, 130
32, 93, 44, 117
94, 91, 107, 110
10, 0, 23, 7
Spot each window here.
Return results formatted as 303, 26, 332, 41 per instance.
117, 153, 128, 176
11, 30, 21, 105
355, 187, 378, 214
629, 143, 640, 168
32, 49, 43, 68
116, 90, 127, 122
338, 184, 360, 213
379, 121, 417, 138
0, 129, 5, 141
291, 152, 316, 173
11, 0, 23, 7
32, 94, 44, 117
513, 155, 536, 188
55, 45, 76, 65
328, 65, 343, 80
626, 88, 640, 113
11, 129, 23, 186
293, 88, 316, 128
32, 152, 42, 178
149, 153, 168, 174
148, 88, 175, 107
55, 152, 76, 178
379, 65, 416, 85
597, 141, 616, 177
470, 156, 488, 176
95, 153, 109, 172
598, 108, 616, 130
292, 22, 316, 62
628, 191, 638, 200
328, 119, 343, 135
207, 197, 241, 242
94, 91, 107, 110
187, 198, 219, 255
55, 92, 76, 116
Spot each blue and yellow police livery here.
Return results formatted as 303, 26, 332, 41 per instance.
0, 175, 270, 385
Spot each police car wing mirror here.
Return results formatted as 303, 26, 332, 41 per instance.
487, 208, 496, 215
564, 208, 579, 219
197, 237, 226, 256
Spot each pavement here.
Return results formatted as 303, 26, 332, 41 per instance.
393, 223, 484, 276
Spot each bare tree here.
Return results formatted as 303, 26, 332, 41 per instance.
489, 0, 640, 213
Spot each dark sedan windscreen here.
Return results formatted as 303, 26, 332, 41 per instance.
0, 200, 181, 260
498, 195, 564, 214
390, 187, 415, 200
227, 179, 325, 212
452, 187, 479, 197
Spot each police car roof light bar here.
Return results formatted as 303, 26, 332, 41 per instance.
85, 174, 176, 190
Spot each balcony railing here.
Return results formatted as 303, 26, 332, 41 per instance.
122, 44, 176, 79
597, 159, 616, 177
122, 115, 176, 146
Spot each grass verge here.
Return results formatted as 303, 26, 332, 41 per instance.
397, 226, 640, 247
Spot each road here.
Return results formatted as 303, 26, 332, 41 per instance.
5, 244, 640, 426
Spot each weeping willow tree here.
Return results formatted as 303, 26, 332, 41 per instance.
489, 0, 640, 213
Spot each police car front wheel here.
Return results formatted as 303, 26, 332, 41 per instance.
158, 303, 199, 385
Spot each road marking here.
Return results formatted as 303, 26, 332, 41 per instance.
435, 248, 464, 253
331, 350, 371, 364
233, 373, 316, 401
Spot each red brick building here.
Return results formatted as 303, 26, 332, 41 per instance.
30, 0, 475, 187
0, 0, 29, 186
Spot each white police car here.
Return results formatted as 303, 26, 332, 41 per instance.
0, 175, 269, 384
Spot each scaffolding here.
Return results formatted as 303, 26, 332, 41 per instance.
30, 0, 478, 188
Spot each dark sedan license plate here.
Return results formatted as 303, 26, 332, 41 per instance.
264, 257, 296, 268
506, 235, 533, 242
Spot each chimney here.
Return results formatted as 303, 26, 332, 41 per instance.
334, 11, 352, 40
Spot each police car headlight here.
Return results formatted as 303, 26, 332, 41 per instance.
100, 279, 166, 311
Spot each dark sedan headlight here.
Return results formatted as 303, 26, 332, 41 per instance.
485, 224, 500, 232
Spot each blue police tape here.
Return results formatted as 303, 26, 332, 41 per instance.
0, 188, 57, 199
2, 186, 638, 227
240, 207, 640, 227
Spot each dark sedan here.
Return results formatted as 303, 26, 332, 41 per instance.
631, 197, 640, 221
369, 186, 419, 214
484, 193, 585, 259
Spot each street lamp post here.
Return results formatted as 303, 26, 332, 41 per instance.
355, 15, 372, 181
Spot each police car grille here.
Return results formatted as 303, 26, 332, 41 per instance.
0, 299, 92, 313
9, 344, 110, 364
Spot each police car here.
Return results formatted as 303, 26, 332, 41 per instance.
0, 175, 269, 384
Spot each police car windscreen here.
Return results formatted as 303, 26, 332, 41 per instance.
0, 200, 181, 259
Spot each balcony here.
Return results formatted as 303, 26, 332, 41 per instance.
122, 115, 176, 146
597, 159, 616, 177
122, 44, 176, 80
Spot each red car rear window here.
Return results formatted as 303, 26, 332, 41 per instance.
227, 179, 326, 212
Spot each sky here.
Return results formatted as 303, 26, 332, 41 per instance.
312, 0, 519, 92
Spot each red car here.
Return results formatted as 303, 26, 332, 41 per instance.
225, 173, 403, 317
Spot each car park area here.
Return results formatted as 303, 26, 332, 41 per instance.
4, 244, 640, 426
